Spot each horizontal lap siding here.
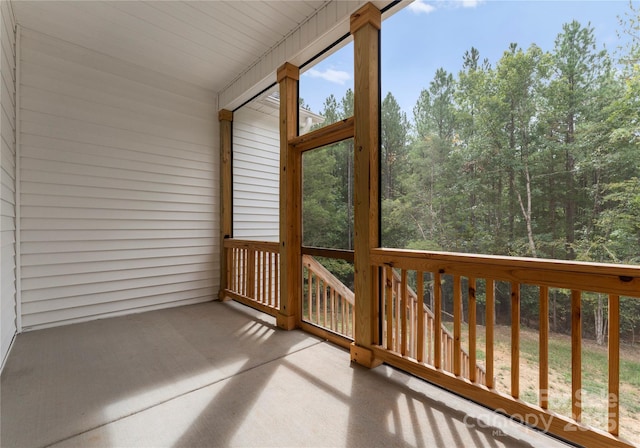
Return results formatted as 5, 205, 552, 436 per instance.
1, 0, 16, 365
19, 29, 218, 330
232, 107, 279, 242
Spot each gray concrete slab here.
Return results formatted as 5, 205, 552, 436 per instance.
1, 301, 573, 448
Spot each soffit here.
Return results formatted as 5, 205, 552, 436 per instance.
12, 0, 332, 93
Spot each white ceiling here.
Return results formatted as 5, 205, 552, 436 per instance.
11, 1, 332, 94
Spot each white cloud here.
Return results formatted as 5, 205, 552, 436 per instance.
305, 68, 351, 85
408, 0, 436, 15
461, 0, 482, 8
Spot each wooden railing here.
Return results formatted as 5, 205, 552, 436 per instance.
370, 247, 639, 448
384, 267, 487, 385
223, 239, 280, 316
302, 254, 355, 339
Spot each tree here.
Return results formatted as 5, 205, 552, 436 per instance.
493, 43, 550, 257
413, 68, 457, 141
381, 92, 409, 200
546, 21, 607, 259
456, 47, 491, 243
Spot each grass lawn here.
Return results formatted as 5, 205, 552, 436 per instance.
446, 321, 640, 444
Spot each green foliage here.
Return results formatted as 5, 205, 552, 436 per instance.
301, 8, 640, 342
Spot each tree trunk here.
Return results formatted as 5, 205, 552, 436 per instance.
565, 105, 576, 259
565, 149, 576, 259
552, 293, 557, 333
594, 294, 606, 345
516, 163, 537, 257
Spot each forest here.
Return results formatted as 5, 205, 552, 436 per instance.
300, 6, 640, 344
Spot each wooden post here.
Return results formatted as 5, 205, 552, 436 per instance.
218, 109, 233, 300
349, 2, 382, 368
276, 62, 301, 330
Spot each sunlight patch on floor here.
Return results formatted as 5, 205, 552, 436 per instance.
101, 357, 249, 422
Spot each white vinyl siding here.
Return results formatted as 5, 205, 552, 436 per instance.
19, 29, 218, 330
1, 0, 16, 365
232, 106, 279, 242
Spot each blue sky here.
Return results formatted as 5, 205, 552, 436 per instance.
299, 0, 636, 118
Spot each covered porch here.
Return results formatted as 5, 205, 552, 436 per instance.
0, 1, 638, 447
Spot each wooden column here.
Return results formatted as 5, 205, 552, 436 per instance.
276, 62, 301, 330
218, 109, 233, 300
349, 3, 382, 368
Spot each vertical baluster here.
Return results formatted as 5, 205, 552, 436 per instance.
242, 249, 251, 297
254, 250, 259, 301
315, 272, 320, 324
395, 275, 401, 353
254, 251, 259, 302
245, 248, 249, 296
233, 248, 238, 293
434, 271, 442, 369
540, 286, 549, 409
448, 336, 453, 371
409, 288, 415, 357
323, 280, 328, 329
267, 252, 273, 307
401, 269, 408, 356
417, 272, 425, 363
427, 313, 432, 364
236, 248, 241, 295
239, 248, 244, 294
351, 299, 356, 339
571, 290, 582, 422
511, 282, 520, 399
243, 249, 249, 297
453, 275, 461, 376
225, 245, 231, 294
445, 334, 449, 371
262, 251, 267, 304
342, 295, 347, 335
373, 267, 380, 345
230, 248, 235, 292
609, 294, 620, 436
486, 279, 494, 389
307, 268, 313, 321
331, 288, 337, 332
345, 295, 350, 337
274, 253, 280, 309
239, 248, 245, 296
469, 277, 477, 383
229, 248, 235, 292
385, 267, 393, 350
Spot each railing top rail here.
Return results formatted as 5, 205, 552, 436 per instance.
371, 247, 640, 297
224, 239, 280, 252
303, 254, 355, 305
302, 246, 355, 262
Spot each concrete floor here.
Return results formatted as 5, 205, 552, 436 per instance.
1, 300, 574, 448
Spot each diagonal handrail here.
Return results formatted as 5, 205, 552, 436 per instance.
387, 268, 487, 382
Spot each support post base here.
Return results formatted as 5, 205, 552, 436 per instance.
350, 343, 382, 368
276, 314, 296, 330
218, 290, 232, 302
